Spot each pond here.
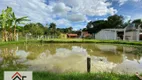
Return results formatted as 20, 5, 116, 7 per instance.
0, 43, 142, 74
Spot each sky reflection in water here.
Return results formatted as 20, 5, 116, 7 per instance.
0, 43, 142, 74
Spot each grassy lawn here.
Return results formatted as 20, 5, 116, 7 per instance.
0, 71, 141, 80
33, 72, 142, 80
40, 39, 142, 45
0, 39, 142, 46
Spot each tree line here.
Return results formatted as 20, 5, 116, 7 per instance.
1, 7, 142, 42
0, 7, 77, 42
85, 14, 142, 34
23, 22, 74, 37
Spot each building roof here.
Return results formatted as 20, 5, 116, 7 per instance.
102, 29, 124, 32
98, 23, 142, 33
67, 34, 78, 37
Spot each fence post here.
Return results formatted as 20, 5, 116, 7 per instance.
87, 57, 91, 73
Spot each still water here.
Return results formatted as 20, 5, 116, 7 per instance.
0, 43, 142, 74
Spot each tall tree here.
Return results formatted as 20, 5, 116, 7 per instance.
0, 7, 12, 41
0, 7, 29, 41
49, 23, 56, 29
86, 14, 124, 34
107, 14, 124, 28
132, 19, 142, 28
24, 23, 44, 36
11, 12, 29, 40
86, 20, 109, 33
67, 27, 73, 33
49, 23, 56, 35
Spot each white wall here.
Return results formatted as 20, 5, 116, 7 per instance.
95, 30, 116, 40
125, 31, 137, 41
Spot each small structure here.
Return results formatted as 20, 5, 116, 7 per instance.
80, 31, 92, 38
59, 33, 67, 39
67, 34, 78, 38
95, 29, 124, 40
95, 24, 142, 41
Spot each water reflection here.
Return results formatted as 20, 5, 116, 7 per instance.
112, 58, 142, 74
0, 47, 27, 70
26, 47, 88, 73
0, 43, 142, 74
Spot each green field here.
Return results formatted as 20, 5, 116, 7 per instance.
0, 39, 142, 46
33, 72, 141, 80
0, 71, 141, 80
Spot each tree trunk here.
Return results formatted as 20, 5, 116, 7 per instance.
13, 24, 16, 41
9, 32, 13, 41
2, 28, 4, 41
4, 30, 8, 42
2, 28, 8, 42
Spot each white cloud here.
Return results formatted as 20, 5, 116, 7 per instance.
118, 0, 128, 5
0, 0, 53, 24
53, 2, 71, 13
108, 8, 117, 15
58, 0, 117, 16
67, 14, 87, 22
118, 0, 141, 6
54, 19, 71, 27
0, 0, 117, 29
131, 14, 142, 20
73, 24, 86, 31
123, 14, 142, 22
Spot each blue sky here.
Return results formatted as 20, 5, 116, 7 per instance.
0, 0, 142, 30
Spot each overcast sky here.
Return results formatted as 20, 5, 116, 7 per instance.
0, 0, 142, 30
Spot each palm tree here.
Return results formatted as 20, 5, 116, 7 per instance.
11, 12, 29, 40
0, 7, 29, 41
132, 19, 142, 28
0, 7, 12, 41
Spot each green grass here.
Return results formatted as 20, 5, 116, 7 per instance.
33, 72, 141, 80
0, 71, 140, 80
0, 40, 39, 46
40, 39, 142, 46
0, 39, 142, 46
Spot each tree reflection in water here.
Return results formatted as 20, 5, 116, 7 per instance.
0, 47, 27, 71
0, 43, 142, 74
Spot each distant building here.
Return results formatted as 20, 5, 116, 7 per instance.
59, 33, 67, 39
95, 29, 124, 40
67, 34, 78, 38
95, 24, 142, 41
80, 31, 92, 38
